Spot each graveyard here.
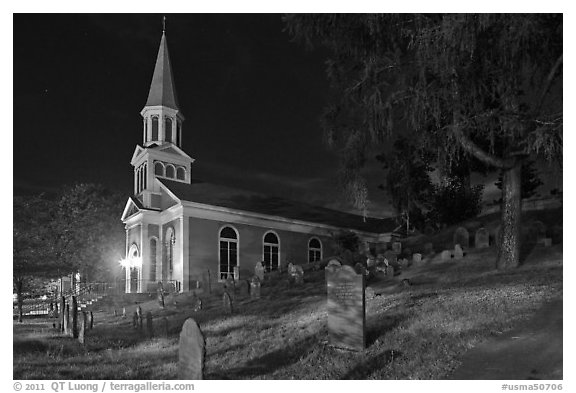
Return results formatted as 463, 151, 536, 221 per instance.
13, 209, 562, 380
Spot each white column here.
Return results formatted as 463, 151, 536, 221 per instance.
180, 216, 190, 292
140, 223, 148, 293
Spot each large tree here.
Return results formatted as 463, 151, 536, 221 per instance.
285, 14, 562, 269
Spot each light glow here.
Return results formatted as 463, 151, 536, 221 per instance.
118, 256, 142, 269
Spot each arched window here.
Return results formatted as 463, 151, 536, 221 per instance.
308, 238, 322, 263
165, 227, 175, 275
154, 162, 164, 176
176, 167, 186, 180
219, 226, 238, 280
143, 118, 148, 142
149, 238, 157, 281
176, 122, 182, 146
151, 116, 159, 140
165, 164, 175, 179
127, 244, 140, 293
165, 117, 173, 143
263, 231, 280, 272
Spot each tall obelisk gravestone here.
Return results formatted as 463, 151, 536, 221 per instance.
325, 264, 366, 351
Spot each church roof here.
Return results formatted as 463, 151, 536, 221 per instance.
145, 33, 179, 110
159, 179, 396, 234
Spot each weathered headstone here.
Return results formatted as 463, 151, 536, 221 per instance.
365, 286, 375, 300
475, 228, 490, 248
63, 304, 70, 335
454, 244, 464, 259
255, 262, 265, 281
78, 312, 87, 345
60, 296, 66, 333
146, 312, 153, 338
366, 256, 376, 268
412, 253, 422, 264
178, 318, 205, 380
424, 242, 434, 255
385, 265, 395, 277
222, 292, 233, 314
325, 264, 365, 351
136, 306, 143, 329
293, 265, 304, 285
327, 259, 342, 268
441, 250, 452, 261
250, 276, 261, 299
453, 227, 470, 248
392, 241, 402, 254
233, 266, 240, 281
157, 282, 165, 308
71, 296, 79, 339
122, 307, 127, 318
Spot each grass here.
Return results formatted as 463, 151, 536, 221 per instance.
13, 243, 562, 380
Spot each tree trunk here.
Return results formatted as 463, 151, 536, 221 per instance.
497, 163, 522, 269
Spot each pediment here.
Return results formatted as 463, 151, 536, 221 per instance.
121, 197, 143, 221
130, 145, 146, 165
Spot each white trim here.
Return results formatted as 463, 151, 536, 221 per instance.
262, 230, 281, 271
218, 225, 239, 281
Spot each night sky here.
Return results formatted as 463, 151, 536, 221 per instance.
13, 14, 397, 217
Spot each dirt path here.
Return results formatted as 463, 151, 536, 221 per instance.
448, 298, 563, 380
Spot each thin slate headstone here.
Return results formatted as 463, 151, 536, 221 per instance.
255, 262, 265, 281
325, 264, 366, 351
453, 227, 470, 248
71, 296, 79, 339
222, 292, 233, 314
454, 244, 464, 259
78, 312, 87, 345
178, 318, 205, 380
441, 250, 452, 261
88, 311, 94, 329
146, 312, 153, 338
475, 228, 490, 248
63, 304, 70, 335
250, 276, 261, 299
392, 242, 402, 254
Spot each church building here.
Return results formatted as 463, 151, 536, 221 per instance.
120, 31, 394, 293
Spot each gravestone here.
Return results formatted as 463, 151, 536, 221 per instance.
365, 287, 376, 300
60, 296, 66, 333
146, 312, 153, 338
161, 317, 169, 338
250, 276, 261, 299
132, 312, 139, 329
157, 282, 165, 308
424, 242, 434, 255
254, 262, 265, 281
383, 250, 397, 265
222, 292, 233, 314
71, 296, 79, 339
366, 256, 376, 268
193, 297, 202, 312
392, 242, 402, 254
412, 253, 422, 264
287, 263, 295, 275
325, 264, 365, 351
122, 307, 127, 318
453, 227, 470, 248
293, 265, 304, 285
475, 228, 490, 248
441, 250, 452, 261
454, 244, 464, 259
137, 306, 143, 329
89, 311, 94, 329
78, 312, 87, 345
178, 318, 205, 380
233, 266, 239, 281
63, 304, 70, 335
385, 265, 395, 277
327, 259, 342, 268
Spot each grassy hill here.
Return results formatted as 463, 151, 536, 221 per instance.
13, 217, 562, 380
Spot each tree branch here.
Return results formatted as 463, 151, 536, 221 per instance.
535, 54, 563, 114
452, 126, 516, 169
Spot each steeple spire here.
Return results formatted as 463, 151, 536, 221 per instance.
145, 29, 179, 111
